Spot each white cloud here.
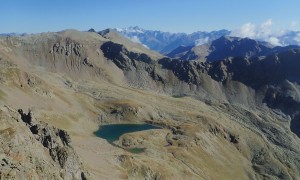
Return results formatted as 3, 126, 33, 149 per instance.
230, 23, 256, 38
129, 36, 141, 43
230, 19, 284, 46
261, 19, 272, 29
127, 35, 149, 48
294, 33, 300, 44
267, 37, 282, 46
258, 19, 272, 38
195, 37, 209, 46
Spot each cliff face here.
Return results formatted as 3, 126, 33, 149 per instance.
100, 40, 300, 179
0, 30, 300, 179
0, 106, 88, 179
101, 41, 300, 111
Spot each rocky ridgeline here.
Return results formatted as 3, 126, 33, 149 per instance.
0, 106, 88, 179
100, 40, 300, 179
101, 41, 300, 118
1, 30, 300, 179
51, 39, 83, 57
50, 39, 94, 71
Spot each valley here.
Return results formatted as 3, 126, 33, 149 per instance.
0, 29, 300, 180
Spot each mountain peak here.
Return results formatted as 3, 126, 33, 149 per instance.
118, 26, 145, 33
98, 28, 119, 36
88, 28, 96, 32
167, 35, 300, 62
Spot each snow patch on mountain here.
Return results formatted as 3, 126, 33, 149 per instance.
117, 26, 230, 53
117, 24, 300, 53
195, 37, 210, 46
118, 26, 145, 33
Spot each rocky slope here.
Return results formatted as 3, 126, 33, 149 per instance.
0, 30, 300, 179
0, 105, 88, 179
100, 40, 300, 179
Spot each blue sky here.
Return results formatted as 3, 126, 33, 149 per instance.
0, 0, 299, 33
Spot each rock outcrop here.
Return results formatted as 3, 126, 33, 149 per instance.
1, 30, 300, 179
0, 106, 88, 179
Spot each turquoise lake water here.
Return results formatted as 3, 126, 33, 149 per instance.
94, 124, 160, 143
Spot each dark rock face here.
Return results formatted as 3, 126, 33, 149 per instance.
81, 172, 88, 180
101, 41, 152, 71
101, 39, 300, 91
207, 49, 300, 88
102, 40, 300, 94
35, 125, 72, 168
101, 42, 136, 71
158, 58, 207, 85
17, 109, 87, 178
18, 109, 32, 125
88, 28, 96, 33
59, 129, 71, 146
101, 41, 209, 86
263, 82, 300, 113
208, 50, 300, 139
83, 57, 93, 67
56, 147, 68, 168
168, 36, 300, 62
206, 36, 271, 62
167, 45, 194, 59
101, 39, 300, 141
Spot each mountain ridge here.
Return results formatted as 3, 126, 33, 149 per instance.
117, 26, 300, 54
117, 26, 230, 54
168, 36, 300, 62
1, 29, 300, 179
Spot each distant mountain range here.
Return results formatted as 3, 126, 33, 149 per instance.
2, 26, 299, 57
116, 26, 230, 54
117, 26, 300, 54
0, 33, 28, 37
167, 36, 300, 62
2, 29, 300, 179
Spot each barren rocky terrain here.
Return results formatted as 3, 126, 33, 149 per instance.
0, 29, 300, 179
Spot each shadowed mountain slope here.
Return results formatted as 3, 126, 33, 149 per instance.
0, 30, 300, 179
168, 36, 300, 62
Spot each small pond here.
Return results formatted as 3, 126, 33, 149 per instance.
94, 123, 161, 144
127, 147, 146, 154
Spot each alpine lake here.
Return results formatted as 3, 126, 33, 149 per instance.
95, 123, 161, 153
